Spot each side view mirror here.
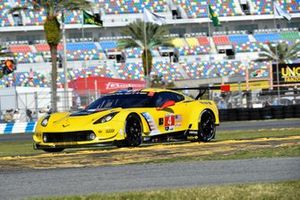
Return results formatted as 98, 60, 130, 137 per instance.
157, 100, 175, 110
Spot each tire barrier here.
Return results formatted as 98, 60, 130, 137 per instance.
0, 122, 36, 134
292, 105, 300, 118
271, 106, 284, 119
219, 105, 300, 122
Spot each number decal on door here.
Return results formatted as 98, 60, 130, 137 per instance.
164, 115, 175, 131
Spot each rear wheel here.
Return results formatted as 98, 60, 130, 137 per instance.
198, 110, 216, 142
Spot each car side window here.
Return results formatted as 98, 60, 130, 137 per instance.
154, 92, 184, 107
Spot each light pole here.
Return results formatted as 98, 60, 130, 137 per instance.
61, 10, 69, 111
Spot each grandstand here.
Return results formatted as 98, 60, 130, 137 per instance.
0, 0, 300, 111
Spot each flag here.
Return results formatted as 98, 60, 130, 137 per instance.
208, 5, 221, 26
143, 8, 166, 25
273, 2, 291, 21
83, 10, 103, 26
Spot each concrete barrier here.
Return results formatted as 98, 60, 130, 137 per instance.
0, 122, 36, 134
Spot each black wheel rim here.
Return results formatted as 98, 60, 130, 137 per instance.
200, 113, 215, 141
126, 115, 142, 146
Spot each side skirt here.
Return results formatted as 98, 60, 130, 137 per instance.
143, 131, 188, 143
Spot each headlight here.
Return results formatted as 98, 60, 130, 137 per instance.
94, 112, 119, 124
43, 134, 48, 143
41, 115, 50, 127
87, 133, 96, 140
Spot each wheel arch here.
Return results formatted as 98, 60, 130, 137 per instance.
189, 108, 218, 131
199, 109, 216, 123
125, 112, 144, 133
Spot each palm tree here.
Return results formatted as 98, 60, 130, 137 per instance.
258, 41, 300, 63
118, 21, 174, 86
10, 0, 92, 112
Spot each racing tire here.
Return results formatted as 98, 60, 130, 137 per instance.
198, 110, 216, 142
124, 113, 142, 147
42, 148, 64, 153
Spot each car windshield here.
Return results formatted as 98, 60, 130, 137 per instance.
86, 93, 156, 109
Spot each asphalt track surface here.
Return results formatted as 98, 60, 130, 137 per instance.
0, 157, 299, 200
0, 118, 299, 142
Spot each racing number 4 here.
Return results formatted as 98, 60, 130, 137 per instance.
164, 115, 175, 131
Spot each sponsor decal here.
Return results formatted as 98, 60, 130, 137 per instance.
106, 82, 145, 90
175, 115, 182, 127
141, 112, 160, 136
159, 118, 164, 125
281, 66, 300, 82
273, 63, 300, 84
164, 114, 175, 131
217, 81, 270, 91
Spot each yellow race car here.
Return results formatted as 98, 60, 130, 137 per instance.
34, 87, 224, 152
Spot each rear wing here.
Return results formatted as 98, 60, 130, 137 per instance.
170, 85, 230, 100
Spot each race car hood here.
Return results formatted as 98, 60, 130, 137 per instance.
40, 108, 122, 131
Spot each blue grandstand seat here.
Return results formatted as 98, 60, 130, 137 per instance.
182, 60, 248, 79
228, 34, 261, 52
99, 41, 118, 52
114, 63, 144, 80
1, 0, 299, 27
0, 0, 13, 26
151, 61, 184, 82
97, 0, 168, 14
254, 33, 281, 43
124, 48, 143, 58
66, 42, 103, 61
228, 34, 249, 44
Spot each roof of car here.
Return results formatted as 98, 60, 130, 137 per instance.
111, 88, 185, 96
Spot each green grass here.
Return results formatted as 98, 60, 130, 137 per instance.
140, 145, 300, 165
30, 180, 300, 200
0, 128, 299, 157
216, 128, 300, 141
0, 141, 37, 157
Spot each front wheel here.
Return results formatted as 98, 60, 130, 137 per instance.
122, 113, 142, 147
198, 110, 216, 142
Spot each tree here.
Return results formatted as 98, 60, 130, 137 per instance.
258, 41, 300, 64
118, 21, 174, 86
10, 0, 92, 112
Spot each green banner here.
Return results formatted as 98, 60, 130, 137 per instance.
208, 5, 221, 27
83, 11, 102, 26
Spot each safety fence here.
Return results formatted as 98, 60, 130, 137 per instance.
0, 122, 36, 134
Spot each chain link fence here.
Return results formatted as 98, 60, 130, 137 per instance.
0, 89, 100, 123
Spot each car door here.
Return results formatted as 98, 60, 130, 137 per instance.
141, 91, 189, 136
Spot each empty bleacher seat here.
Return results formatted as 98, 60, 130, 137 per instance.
99, 41, 118, 52
213, 35, 231, 46
254, 33, 280, 43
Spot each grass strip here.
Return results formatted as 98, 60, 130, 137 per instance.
216, 128, 300, 141
30, 180, 300, 200
141, 145, 300, 164
0, 128, 299, 157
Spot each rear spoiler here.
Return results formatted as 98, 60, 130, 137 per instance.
170, 85, 230, 100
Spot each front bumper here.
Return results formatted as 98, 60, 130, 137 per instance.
34, 123, 126, 149
33, 140, 116, 150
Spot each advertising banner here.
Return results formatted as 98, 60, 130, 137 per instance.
69, 77, 146, 94
273, 63, 300, 85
